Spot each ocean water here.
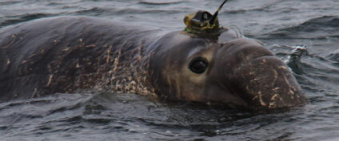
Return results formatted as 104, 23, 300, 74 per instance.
0, 0, 339, 140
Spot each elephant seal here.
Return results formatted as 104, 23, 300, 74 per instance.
0, 13, 307, 110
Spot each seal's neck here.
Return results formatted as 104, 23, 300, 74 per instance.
96, 29, 159, 96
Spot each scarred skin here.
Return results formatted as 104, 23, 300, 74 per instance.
0, 16, 307, 110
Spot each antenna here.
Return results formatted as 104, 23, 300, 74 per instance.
209, 0, 228, 25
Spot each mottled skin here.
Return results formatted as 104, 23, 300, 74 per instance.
0, 16, 307, 110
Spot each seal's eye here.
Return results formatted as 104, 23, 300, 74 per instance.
189, 57, 209, 74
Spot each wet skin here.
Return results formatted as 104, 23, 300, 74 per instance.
0, 16, 307, 110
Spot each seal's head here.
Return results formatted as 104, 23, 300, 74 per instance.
147, 0, 307, 110
148, 30, 307, 110
150, 31, 306, 109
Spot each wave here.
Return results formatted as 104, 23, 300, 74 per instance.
0, 13, 54, 28
139, 0, 183, 5
270, 44, 339, 84
0, 1, 21, 6
327, 49, 339, 62
74, 7, 182, 16
257, 16, 339, 39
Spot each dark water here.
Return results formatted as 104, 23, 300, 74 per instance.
1, 0, 339, 140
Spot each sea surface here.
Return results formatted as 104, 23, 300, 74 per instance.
0, 0, 339, 140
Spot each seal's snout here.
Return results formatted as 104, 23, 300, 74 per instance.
231, 56, 307, 109
216, 39, 307, 109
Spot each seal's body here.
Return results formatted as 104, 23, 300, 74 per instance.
0, 16, 306, 110
0, 17, 156, 101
